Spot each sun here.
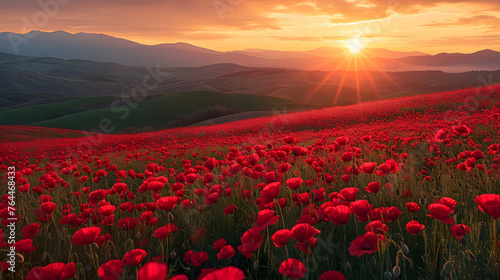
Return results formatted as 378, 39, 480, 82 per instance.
345, 38, 364, 54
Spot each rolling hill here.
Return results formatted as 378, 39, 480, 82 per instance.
0, 91, 316, 132
1, 51, 499, 110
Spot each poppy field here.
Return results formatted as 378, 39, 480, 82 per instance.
1, 84, 500, 280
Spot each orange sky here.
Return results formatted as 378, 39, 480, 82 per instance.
1, 0, 499, 54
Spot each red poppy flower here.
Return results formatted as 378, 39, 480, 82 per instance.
365, 182, 380, 193
406, 202, 420, 213
204, 192, 220, 205
452, 125, 471, 136
60, 213, 78, 226
265, 171, 278, 183
286, 178, 303, 190
152, 223, 178, 239
123, 249, 147, 266
348, 232, 379, 257
279, 163, 292, 173
185, 173, 199, 184
19, 183, 30, 193
474, 194, 500, 219
0, 262, 10, 273
98, 205, 116, 216
406, 220, 425, 234
471, 150, 484, 160
465, 157, 476, 170
284, 136, 296, 144
434, 129, 448, 142
365, 220, 389, 235
213, 238, 227, 250
256, 209, 280, 230
200, 266, 245, 280
217, 245, 236, 259
335, 137, 349, 145
320, 271, 346, 280
157, 196, 177, 211
26, 262, 75, 280
291, 223, 320, 243
339, 188, 358, 201
292, 146, 308, 156
341, 174, 350, 182
238, 227, 263, 257
98, 260, 123, 280
41, 202, 56, 214
22, 223, 40, 239
183, 250, 195, 265
224, 204, 237, 215
272, 229, 292, 247
350, 200, 372, 220
71, 226, 101, 246
327, 205, 352, 225
370, 207, 402, 223
360, 162, 377, 174
88, 189, 108, 205
147, 180, 166, 192
261, 182, 281, 204
450, 224, 470, 241
438, 197, 456, 211
427, 203, 455, 224
138, 262, 168, 280
117, 217, 139, 230
198, 268, 222, 280
190, 251, 209, 267
113, 183, 127, 193
279, 258, 306, 279
341, 152, 353, 162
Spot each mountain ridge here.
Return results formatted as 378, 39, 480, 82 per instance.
1, 30, 498, 72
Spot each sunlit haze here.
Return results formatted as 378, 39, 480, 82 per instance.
345, 38, 364, 54
1, 1, 500, 53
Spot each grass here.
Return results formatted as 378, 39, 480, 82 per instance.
23, 91, 315, 132
0, 96, 117, 125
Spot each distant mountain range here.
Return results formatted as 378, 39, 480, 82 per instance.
1, 49, 499, 110
0, 30, 499, 72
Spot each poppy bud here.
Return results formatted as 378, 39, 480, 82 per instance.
441, 261, 453, 279
392, 266, 401, 277
402, 244, 409, 255
343, 261, 352, 274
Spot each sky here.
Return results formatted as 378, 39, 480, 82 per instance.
1, 0, 499, 54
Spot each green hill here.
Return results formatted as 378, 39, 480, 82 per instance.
0, 96, 117, 125
1, 91, 315, 132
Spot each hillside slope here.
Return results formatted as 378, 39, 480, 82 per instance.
0, 91, 315, 132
